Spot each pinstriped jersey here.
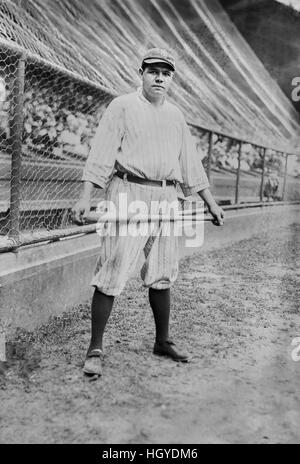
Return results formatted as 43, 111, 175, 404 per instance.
82, 87, 209, 196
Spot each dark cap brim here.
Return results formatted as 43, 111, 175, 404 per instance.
142, 58, 175, 71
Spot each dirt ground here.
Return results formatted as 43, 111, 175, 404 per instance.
0, 223, 299, 444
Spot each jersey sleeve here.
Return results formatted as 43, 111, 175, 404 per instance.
82, 98, 124, 189
179, 117, 210, 197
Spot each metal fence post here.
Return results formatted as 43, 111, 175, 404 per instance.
259, 147, 266, 201
8, 54, 25, 243
206, 131, 213, 182
282, 153, 289, 200
235, 140, 242, 204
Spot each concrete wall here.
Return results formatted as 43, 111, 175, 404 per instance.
0, 204, 299, 338
0, 234, 101, 336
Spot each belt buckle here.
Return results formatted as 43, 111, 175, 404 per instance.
162, 179, 166, 189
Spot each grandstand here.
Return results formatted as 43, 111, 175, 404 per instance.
221, 0, 300, 113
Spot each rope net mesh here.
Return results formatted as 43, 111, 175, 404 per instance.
0, 0, 299, 246
1, 0, 300, 146
0, 53, 113, 240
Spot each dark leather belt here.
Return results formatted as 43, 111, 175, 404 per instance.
115, 171, 175, 187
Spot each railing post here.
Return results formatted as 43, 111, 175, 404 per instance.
235, 140, 242, 204
282, 153, 289, 201
8, 54, 25, 243
206, 131, 213, 182
259, 147, 266, 201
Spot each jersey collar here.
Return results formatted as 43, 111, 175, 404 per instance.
137, 86, 166, 107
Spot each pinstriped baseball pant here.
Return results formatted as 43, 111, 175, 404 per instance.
90, 176, 179, 296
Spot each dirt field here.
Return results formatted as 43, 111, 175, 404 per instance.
0, 223, 299, 444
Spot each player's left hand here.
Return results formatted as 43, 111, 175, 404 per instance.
209, 204, 225, 226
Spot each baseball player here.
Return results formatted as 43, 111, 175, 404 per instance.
73, 48, 224, 377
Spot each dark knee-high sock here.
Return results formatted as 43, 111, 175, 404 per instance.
149, 288, 170, 344
88, 289, 114, 352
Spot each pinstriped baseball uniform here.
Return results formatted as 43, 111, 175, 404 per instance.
82, 87, 209, 295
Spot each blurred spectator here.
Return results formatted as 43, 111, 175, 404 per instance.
263, 171, 280, 201
0, 76, 9, 141
0, 76, 5, 103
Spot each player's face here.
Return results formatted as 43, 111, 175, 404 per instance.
140, 64, 174, 100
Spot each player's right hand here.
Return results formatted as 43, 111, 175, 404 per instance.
72, 198, 91, 225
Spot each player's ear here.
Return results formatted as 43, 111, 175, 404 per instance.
139, 67, 144, 77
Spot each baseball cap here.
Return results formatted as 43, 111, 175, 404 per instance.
141, 48, 175, 71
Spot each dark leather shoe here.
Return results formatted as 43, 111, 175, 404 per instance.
83, 349, 103, 376
153, 340, 190, 362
